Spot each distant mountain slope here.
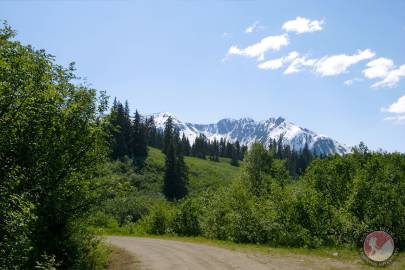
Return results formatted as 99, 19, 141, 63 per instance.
151, 112, 351, 156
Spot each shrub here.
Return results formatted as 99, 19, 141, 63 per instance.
87, 211, 119, 229
172, 197, 202, 236
138, 201, 175, 235
200, 181, 274, 243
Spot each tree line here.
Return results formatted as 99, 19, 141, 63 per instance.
106, 98, 315, 176
106, 99, 247, 167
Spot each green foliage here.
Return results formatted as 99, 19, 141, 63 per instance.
200, 181, 259, 242
138, 201, 175, 235
185, 152, 241, 194
100, 142, 405, 252
303, 157, 355, 206
0, 195, 35, 270
172, 197, 202, 236
0, 23, 109, 269
163, 117, 189, 201
106, 100, 150, 167
241, 143, 272, 196
86, 138, 405, 262
34, 254, 60, 270
347, 153, 405, 249
241, 142, 290, 195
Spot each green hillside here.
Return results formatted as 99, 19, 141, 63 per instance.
144, 147, 241, 194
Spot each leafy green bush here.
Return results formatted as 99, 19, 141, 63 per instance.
347, 153, 405, 249
138, 201, 175, 235
0, 195, 35, 270
87, 211, 119, 229
172, 197, 202, 236
0, 23, 110, 269
200, 181, 275, 244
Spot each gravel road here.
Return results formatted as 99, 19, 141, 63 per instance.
106, 236, 366, 270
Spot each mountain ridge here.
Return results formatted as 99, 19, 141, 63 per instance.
151, 112, 351, 156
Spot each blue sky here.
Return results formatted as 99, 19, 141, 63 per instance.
1, 0, 405, 152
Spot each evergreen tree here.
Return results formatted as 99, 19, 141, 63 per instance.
225, 141, 233, 158
181, 134, 191, 156
163, 119, 188, 201
131, 110, 148, 167
230, 146, 239, 166
123, 101, 132, 155
145, 116, 158, 147
276, 135, 284, 159
240, 145, 248, 160
163, 116, 174, 155
108, 100, 131, 159
191, 134, 208, 159
163, 134, 177, 200
235, 141, 241, 160
219, 138, 226, 157
294, 143, 312, 175
209, 138, 220, 162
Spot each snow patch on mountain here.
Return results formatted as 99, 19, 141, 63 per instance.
150, 112, 351, 156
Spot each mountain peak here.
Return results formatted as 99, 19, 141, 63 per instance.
151, 112, 351, 155
275, 116, 286, 125
152, 112, 176, 119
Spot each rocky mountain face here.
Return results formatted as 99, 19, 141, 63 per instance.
152, 112, 351, 156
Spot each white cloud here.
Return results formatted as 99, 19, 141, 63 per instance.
314, 49, 375, 76
344, 79, 354, 86
363, 57, 394, 79
383, 95, 405, 114
384, 115, 405, 124
286, 51, 299, 61
258, 58, 284, 70
371, 65, 405, 88
282, 16, 324, 34
257, 51, 300, 71
382, 95, 405, 124
284, 56, 317, 74
245, 21, 260, 33
344, 77, 363, 86
227, 34, 289, 60
256, 51, 316, 74
361, 57, 405, 88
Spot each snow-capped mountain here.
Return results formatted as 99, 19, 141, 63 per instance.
151, 112, 351, 156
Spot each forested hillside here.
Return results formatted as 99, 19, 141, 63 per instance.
93, 95, 405, 253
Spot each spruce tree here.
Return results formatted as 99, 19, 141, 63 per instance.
276, 135, 284, 159
163, 119, 188, 201
225, 141, 233, 158
191, 134, 207, 159
209, 138, 220, 162
163, 116, 174, 155
181, 134, 191, 156
123, 101, 132, 156
145, 116, 158, 147
235, 141, 241, 160
240, 145, 248, 160
230, 146, 239, 166
219, 138, 226, 157
108, 99, 131, 159
163, 135, 177, 200
131, 110, 148, 167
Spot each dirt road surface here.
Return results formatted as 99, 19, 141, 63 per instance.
106, 236, 372, 270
